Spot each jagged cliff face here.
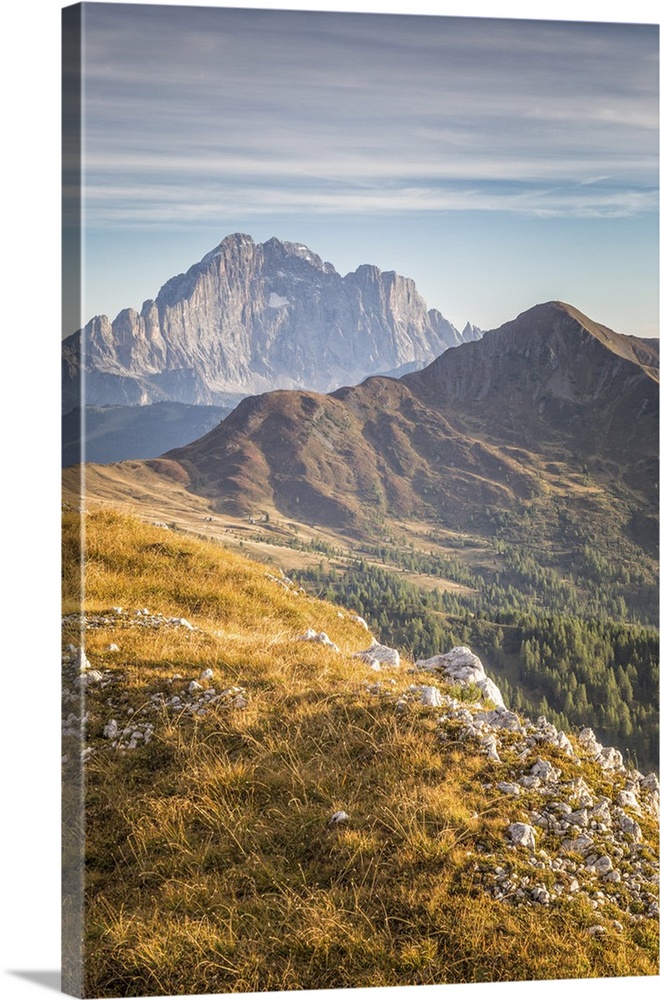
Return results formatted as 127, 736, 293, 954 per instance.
62, 233, 476, 412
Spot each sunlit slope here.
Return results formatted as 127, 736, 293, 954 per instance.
63, 509, 659, 996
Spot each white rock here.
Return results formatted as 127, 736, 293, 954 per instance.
103, 719, 118, 739
561, 834, 594, 855
200, 668, 214, 680
354, 641, 400, 667
349, 614, 371, 631
556, 731, 575, 756
414, 685, 443, 707
593, 855, 613, 875
532, 886, 550, 904
329, 810, 349, 826
564, 777, 594, 809
107, 643, 120, 652
297, 629, 340, 652
480, 734, 500, 761
597, 746, 625, 772
617, 789, 640, 811
508, 823, 536, 851
82, 670, 104, 685
614, 810, 642, 842
474, 708, 524, 732
531, 759, 562, 783
591, 799, 612, 828
577, 728, 602, 756
416, 646, 505, 708
74, 649, 92, 672
565, 809, 589, 828
497, 782, 521, 796
640, 772, 659, 794
189, 680, 203, 693
587, 925, 607, 936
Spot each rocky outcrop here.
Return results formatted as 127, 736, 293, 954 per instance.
62, 233, 477, 412
64, 577, 658, 935
416, 645, 505, 708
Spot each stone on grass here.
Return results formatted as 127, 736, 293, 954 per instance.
74, 649, 92, 672
480, 734, 501, 761
617, 789, 640, 811
474, 708, 524, 732
349, 614, 371, 631
593, 856, 613, 875
561, 834, 594, 856
297, 629, 340, 652
615, 810, 642, 842
103, 719, 119, 739
497, 782, 521, 797
531, 759, 562, 783
354, 641, 400, 668
329, 811, 349, 826
414, 685, 443, 707
508, 823, 536, 851
597, 746, 624, 772
416, 646, 505, 708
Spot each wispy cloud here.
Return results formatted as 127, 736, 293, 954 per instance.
75, 5, 658, 226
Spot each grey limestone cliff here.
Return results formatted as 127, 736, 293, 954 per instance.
62, 233, 478, 412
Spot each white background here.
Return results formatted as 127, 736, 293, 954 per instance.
1, 2, 658, 999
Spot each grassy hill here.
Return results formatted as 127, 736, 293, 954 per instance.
62, 508, 659, 996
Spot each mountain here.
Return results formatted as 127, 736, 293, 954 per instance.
62, 233, 479, 414
165, 301, 658, 557
62, 401, 232, 466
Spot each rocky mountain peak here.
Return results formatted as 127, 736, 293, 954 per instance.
62, 234, 479, 412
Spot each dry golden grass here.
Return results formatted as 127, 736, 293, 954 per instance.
62, 508, 658, 997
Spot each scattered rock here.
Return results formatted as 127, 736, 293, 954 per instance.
354, 641, 400, 668
297, 629, 340, 652
508, 823, 536, 851
497, 782, 522, 796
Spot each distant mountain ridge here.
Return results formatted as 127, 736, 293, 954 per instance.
62, 402, 232, 467
62, 233, 480, 413
165, 301, 658, 556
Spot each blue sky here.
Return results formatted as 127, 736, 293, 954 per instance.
67, 1, 659, 338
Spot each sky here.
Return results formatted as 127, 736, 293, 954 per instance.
65, 0, 660, 339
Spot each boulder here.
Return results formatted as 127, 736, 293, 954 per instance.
508, 822, 536, 851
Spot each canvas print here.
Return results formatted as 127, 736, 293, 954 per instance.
61, 2, 659, 997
